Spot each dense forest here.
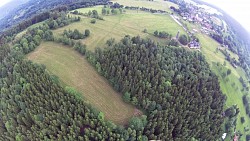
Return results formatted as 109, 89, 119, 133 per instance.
0, 0, 244, 140
0, 15, 226, 139
86, 36, 226, 140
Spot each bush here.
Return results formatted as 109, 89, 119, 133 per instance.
73, 10, 78, 14
91, 19, 96, 24
241, 117, 245, 123
85, 29, 90, 37
123, 92, 131, 103
129, 117, 144, 131
168, 39, 179, 47
178, 34, 188, 45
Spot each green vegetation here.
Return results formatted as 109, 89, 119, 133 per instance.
53, 7, 186, 51
62, 29, 86, 40
198, 33, 250, 138
178, 34, 188, 45
27, 42, 137, 125
86, 36, 225, 140
112, 0, 179, 13
2, 0, 250, 140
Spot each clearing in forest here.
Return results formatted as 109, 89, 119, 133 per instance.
53, 6, 186, 51
27, 42, 138, 125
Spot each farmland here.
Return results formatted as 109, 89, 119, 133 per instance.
53, 6, 186, 51
27, 42, 137, 125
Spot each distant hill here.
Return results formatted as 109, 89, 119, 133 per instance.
0, 0, 108, 33
0, 0, 29, 20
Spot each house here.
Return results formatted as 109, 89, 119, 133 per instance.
232, 63, 238, 68
193, 29, 198, 33
222, 133, 227, 140
188, 40, 200, 49
233, 134, 239, 141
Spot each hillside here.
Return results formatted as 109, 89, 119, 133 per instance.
0, 0, 29, 20
1, 0, 250, 140
0, 0, 109, 32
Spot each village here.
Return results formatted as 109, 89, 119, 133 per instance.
169, 0, 226, 50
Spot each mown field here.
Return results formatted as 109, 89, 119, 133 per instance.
27, 42, 137, 125
53, 6, 186, 51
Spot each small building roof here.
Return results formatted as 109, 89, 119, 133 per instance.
222, 133, 227, 140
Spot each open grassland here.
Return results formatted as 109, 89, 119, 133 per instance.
212, 64, 250, 136
198, 33, 250, 137
112, 0, 179, 12
53, 7, 186, 51
27, 42, 138, 125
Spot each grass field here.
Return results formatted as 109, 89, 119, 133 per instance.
27, 42, 138, 125
53, 6, 186, 51
112, 0, 179, 13
198, 33, 250, 138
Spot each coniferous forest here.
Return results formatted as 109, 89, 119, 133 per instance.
0, 1, 231, 140
0, 25, 226, 140
87, 36, 226, 140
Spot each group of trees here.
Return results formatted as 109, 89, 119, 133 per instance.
154, 30, 172, 39
87, 10, 103, 20
124, 6, 166, 13
63, 29, 90, 40
243, 95, 250, 117
46, 13, 81, 30
219, 48, 238, 67
86, 35, 226, 140
55, 35, 87, 55
102, 8, 123, 15
224, 105, 239, 136
13, 23, 54, 54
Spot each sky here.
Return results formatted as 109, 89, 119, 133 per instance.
201, 0, 250, 32
0, 0, 11, 7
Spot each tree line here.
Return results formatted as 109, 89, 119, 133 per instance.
63, 29, 90, 40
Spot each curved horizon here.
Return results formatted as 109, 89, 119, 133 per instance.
201, 0, 250, 32
0, 0, 12, 7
